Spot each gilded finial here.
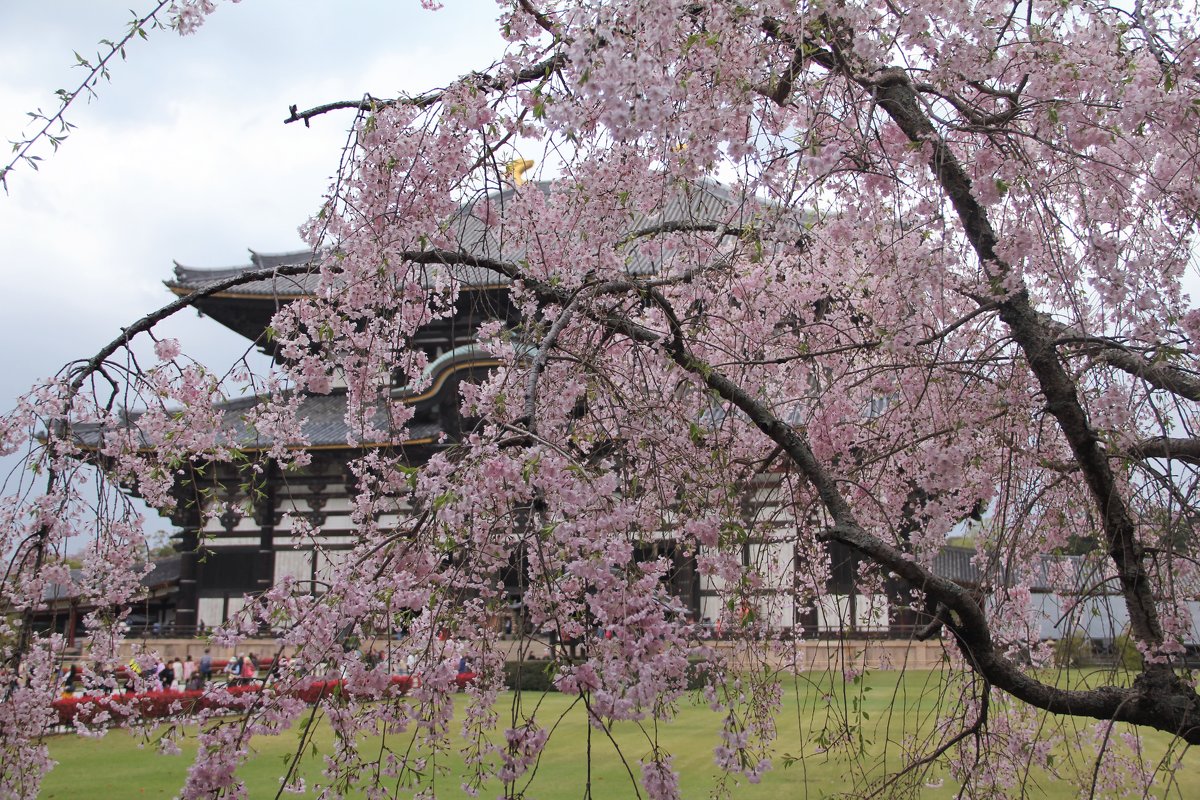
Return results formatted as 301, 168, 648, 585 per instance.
506, 158, 535, 186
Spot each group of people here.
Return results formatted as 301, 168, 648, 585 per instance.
56, 663, 125, 697
51, 647, 472, 698
151, 654, 203, 691
146, 650, 267, 690
224, 653, 262, 686
54, 648, 266, 696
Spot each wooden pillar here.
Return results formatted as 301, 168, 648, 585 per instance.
254, 461, 277, 595
170, 479, 203, 634
66, 602, 77, 648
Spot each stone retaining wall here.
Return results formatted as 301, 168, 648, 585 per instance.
88, 637, 947, 673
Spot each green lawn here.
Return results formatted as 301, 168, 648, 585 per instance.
40, 669, 1199, 798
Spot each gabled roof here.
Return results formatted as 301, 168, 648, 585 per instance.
71, 390, 447, 453
143, 554, 183, 588
110, 180, 793, 459
185, 390, 449, 450
932, 545, 978, 585
169, 249, 321, 297
932, 545, 1113, 594
168, 249, 510, 298
70, 347, 497, 454
41, 555, 182, 604
165, 179, 773, 299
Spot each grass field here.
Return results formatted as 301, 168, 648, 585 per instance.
40, 669, 1199, 798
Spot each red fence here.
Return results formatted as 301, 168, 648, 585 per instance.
51, 673, 476, 727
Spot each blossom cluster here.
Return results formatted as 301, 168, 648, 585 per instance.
2, 0, 1200, 797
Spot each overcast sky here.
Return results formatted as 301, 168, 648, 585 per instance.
0, 1, 503, 530
0, 1, 505, 388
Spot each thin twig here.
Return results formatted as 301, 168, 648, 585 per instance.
2, 2, 172, 190
285, 54, 567, 126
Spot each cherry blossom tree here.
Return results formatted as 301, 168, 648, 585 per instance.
4, 0, 1200, 797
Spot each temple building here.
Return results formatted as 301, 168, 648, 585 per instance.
73, 182, 996, 642
159, 250, 517, 632
115, 182, 760, 635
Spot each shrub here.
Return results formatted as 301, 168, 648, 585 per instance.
53, 685, 262, 726
1053, 634, 1093, 668
503, 660, 558, 692
50, 674, 442, 727
1111, 630, 1143, 671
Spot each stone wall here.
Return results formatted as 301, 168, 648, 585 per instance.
98, 636, 947, 673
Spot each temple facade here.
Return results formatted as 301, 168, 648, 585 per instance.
150, 182, 764, 635
159, 249, 517, 633
81, 182, 941, 640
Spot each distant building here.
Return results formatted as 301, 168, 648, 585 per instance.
80, 182, 757, 635
32, 556, 181, 646
73, 183, 1164, 647
159, 253, 514, 633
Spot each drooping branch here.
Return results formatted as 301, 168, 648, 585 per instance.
5, 469, 59, 686
4, 260, 325, 679
27, 217, 1200, 750
873, 676, 990, 796
378, 167, 1200, 738
412, 242, 1200, 742
638, 291, 1199, 742
65, 262, 318, 395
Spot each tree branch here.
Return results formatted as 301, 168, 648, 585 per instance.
65, 262, 318, 395
1046, 320, 1200, 402
1129, 436, 1200, 465
2, 3, 172, 190
866, 64, 1172, 674
434, 245, 1200, 743
523, 293, 583, 434
55, 227, 1200, 743
285, 54, 567, 125
620, 220, 746, 245
515, 0, 561, 38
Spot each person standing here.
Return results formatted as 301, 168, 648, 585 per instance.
198, 649, 213, 683
241, 653, 258, 685
225, 655, 241, 686
159, 659, 174, 691
181, 654, 195, 686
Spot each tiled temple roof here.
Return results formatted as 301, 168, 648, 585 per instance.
166, 180, 778, 298
143, 554, 182, 587
42, 555, 182, 603
71, 345, 494, 453
168, 250, 508, 298
71, 388, 449, 452
191, 390, 448, 449
932, 545, 1111, 593
169, 250, 321, 297
932, 545, 978, 585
